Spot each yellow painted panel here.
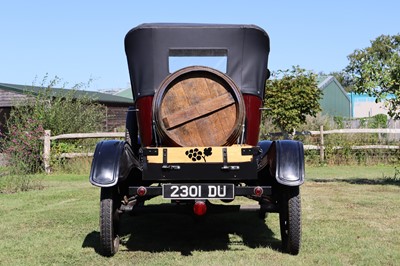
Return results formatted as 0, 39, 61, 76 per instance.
145, 145, 254, 164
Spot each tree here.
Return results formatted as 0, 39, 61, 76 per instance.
345, 34, 400, 119
328, 71, 354, 92
263, 66, 322, 137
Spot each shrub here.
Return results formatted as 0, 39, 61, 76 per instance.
0, 77, 106, 191
370, 114, 388, 128
0, 118, 44, 175
0, 118, 45, 193
21, 77, 105, 135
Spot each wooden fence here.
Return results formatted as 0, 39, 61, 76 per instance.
43, 130, 124, 173
303, 126, 400, 162
43, 127, 400, 173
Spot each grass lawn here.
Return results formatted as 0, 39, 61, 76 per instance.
0, 165, 399, 265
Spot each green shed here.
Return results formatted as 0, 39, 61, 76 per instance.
318, 76, 351, 118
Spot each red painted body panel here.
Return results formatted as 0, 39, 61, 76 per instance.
136, 96, 153, 146
243, 94, 262, 145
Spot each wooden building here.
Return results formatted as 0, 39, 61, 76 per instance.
0, 83, 134, 134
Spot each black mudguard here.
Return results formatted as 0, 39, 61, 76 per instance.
89, 140, 139, 187
258, 140, 273, 160
258, 140, 304, 186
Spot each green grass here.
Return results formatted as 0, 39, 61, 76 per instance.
0, 165, 399, 265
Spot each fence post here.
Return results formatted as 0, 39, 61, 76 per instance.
319, 125, 324, 162
44, 130, 51, 173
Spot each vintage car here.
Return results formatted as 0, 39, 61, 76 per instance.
90, 23, 304, 256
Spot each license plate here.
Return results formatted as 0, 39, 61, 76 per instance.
163, 184, 234, 200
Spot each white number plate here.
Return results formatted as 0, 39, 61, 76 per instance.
162, 184, 234, 200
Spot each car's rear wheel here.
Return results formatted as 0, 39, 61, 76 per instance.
279, 186, 301, 255
100, 187, 120, 256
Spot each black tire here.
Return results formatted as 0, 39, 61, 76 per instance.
279, 186, 301, 255
100, 187, 120, 256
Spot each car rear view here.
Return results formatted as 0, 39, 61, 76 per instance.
90, 23, 304, 256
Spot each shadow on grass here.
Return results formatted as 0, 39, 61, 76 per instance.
82, 231, 101, 253
83, 210, 281, 256
311, 177, 400, 186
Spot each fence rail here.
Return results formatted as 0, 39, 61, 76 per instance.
43, 130, 125, 173
307, 128, 400, 135
304, 145, 399, 150
43, 127, 400, 173
49, 132, 125, 140
272, 126, 400, 162
265, 128, 400, 137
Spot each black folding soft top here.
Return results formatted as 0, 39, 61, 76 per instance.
125, 23, 270, 100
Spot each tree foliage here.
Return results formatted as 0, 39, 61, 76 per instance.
20, 76, 106, 135
345, 34, 400, 119
263, 66, 322, 136
327, 71, 354, 92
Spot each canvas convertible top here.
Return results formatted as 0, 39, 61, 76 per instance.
125, 23, 270, 100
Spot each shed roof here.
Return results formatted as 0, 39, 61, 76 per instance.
114, 88, 133, 99
0, 83, 133, 105
317, 76, 350, 100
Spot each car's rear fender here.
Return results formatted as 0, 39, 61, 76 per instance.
258, 140, 304, 186
89, 140, 139, 187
